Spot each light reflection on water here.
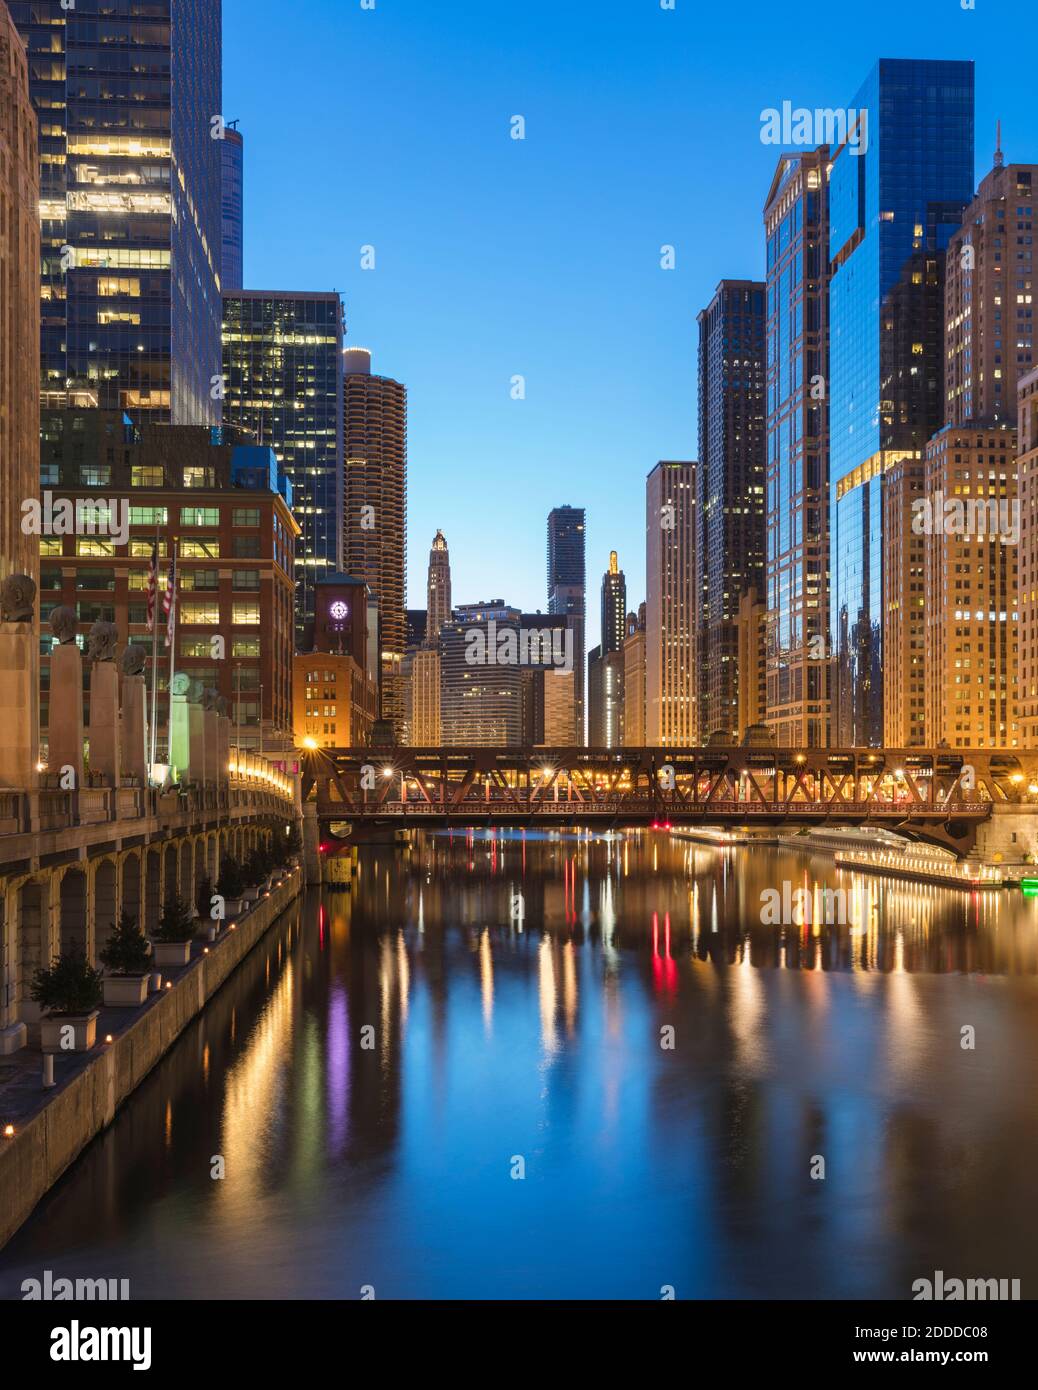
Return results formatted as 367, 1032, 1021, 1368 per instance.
2, 829, 1038, 1300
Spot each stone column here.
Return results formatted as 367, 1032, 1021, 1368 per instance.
302, 800, 322, 885
187, 681, 205, 783
0, 575, 37, 790
86, 621, 120, 786
203, 691, 219, 785
47, 606, 84, 787
169, 672, 190, 777
120, 645, 148, 786
217, 704, 231, 786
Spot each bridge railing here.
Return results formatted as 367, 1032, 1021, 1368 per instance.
326, 796, 986, 818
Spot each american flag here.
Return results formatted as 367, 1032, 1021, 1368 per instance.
145, 540, 159, 632
162, 546, 177, 648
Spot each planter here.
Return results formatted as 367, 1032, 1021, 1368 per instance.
150, 939, 192, 967
242, 887, 261, 904
222, 898, 243, 918
103, 974, 149, 1007
148, 971, 163, 993
41, 1011, 99, 1053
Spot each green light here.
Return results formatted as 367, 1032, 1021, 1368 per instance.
1021, 878, 1038, 897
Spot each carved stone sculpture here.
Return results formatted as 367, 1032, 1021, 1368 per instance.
87, 620, 118, 662
121, 644, 147, 677
49, 605, 78, 645
0, 573, 36, 623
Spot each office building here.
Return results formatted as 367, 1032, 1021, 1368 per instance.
646, 461, 696, 745
622, 606, 646, 746
426, 529, 451, 642
1017, 368, 1038, 743
881, 454, 927, 746
293, 574, 378, 748
440, 601, 523, 747
222, 290, 344, 645
828, 58, 974, 744
220, 122, 244, 291
37, 411, 298, 753
587, 645, 623, 748
736, 588, 768, 738
697, 280, 767, 738
764, 147, 831, 747
12, 0, 222, 424
600, 550, 626, 656
343, 347, 407, 739
547, 505, 586, 742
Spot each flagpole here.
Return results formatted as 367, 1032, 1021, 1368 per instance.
166, 538, 178, 768
148, 523, 160, 777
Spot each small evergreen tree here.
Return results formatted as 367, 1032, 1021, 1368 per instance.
99, 910, 151, 975
155, 891, 196, 943
196, 874, 214, 922
30, 949, 103, 1016
217, 857, 244, 899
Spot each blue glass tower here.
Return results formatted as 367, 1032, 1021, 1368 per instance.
828, 59, 974, 745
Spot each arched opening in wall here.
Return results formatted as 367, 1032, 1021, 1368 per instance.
194, 837, 208, 905
179, 840, 193, 906
163, 844, 178, 905
93, 859, 117, 959
207, 835, 217, 885
122, 853, 142, 929
145, 849, 161, 934
18, 880, 45, 1015
59, 869, 88, 958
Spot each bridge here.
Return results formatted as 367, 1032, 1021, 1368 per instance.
302, 745, 1038, 858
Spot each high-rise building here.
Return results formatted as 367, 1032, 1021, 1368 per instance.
646, 461, 696, 745
404, 646, 440, 746
440, 601, 522, 747
736, 588, 768, 738
622, 606, 646, 747
343, 348, 407, 740
697, 280, 767, 739
547, 505, 585, 742
764, 148, 831, 747
293, 575, 378, 749
222, 291, 344, 646
12, 0, 222, 424
426, 529, 451, 642
220, 122, 244, 291
921, 425, 1018, 748
945, 148, 1035, 429
587, 645, 623, 748
0, 0, 41, 787
881, 454, 927, 746
600, 550, 626, 656
828, 58, 974, 745
1017, 367, 1038, 743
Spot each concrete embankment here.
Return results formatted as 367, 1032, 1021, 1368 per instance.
0, 868, 303, 1249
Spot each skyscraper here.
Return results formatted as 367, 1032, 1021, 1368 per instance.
343, 348, 407, 740
622, 606, 646, 747
828, 58, 974, 745
12, 0, 222, 424
222, 290, 345, 646
945, 147, 1035, 429
697, 280, 767, 739
220, 122, 244, 291
646, 461, 696, 745
600, 551, 626, 656
764, 148, 831, 747
426, 529, 451, 643
547, 505, 585, 742
440, 601, 522, 747
1017, 367, 1038, 744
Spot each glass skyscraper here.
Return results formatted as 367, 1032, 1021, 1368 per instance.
222, 291, 345, 645
12, 0, 222, 424
828, 58, 974, 745
220, 123, 244, 290
547, 505, 586, 742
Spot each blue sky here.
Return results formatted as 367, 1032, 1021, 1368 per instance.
225, 0, 1027, 655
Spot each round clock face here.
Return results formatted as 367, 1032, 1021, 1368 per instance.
329, 600, 348, 621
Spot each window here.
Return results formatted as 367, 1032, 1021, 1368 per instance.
180, 600, 221, 625
76, 539, 116, 557
233, 569, 260, 590
183, 467, 215, 489
127, 570, 150, 590
181, 637, 214, 658
77, 602, 114, 623
130, 465, 164, 487
232, 507, 260, 527
232, 601, 260, 625
128, 604, 149, 626
232, 536, 260, 558
79, 465, 111, 487
41, 462, 59, 487
129, 506, 167, 526
40, 567, 63, 590
180, 506, 219, 527
76, 568, 115, 591
232, 637, 261, 657
180, 568, 219, 591
129, 539, 167, 558
180, 538, 220, 559
40, 538, 63, 556
235, 701, 260, 724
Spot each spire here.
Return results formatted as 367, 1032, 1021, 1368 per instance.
994, 119, 1004, 168
609, 550, 618, 575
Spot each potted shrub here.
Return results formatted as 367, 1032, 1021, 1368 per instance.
217, 857, 244, 918
150, 891, 197, 967
242, 848, 266, 902
99, 910, 151, 1006
31, 950, 102, 1052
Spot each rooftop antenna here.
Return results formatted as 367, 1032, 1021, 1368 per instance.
994, 119, 1004, 168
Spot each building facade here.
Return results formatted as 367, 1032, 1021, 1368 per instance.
587, 645, 623, 748
220, 122, 244, 291
426, 529, 451, 642
945, 153, 1035, 429
736, 588, 768, 738
828, 58, 974, 745
1018, 367, 1038, 743
440, 602, 523, 747
12, 0, 222, 424
646, 461, 696, 745
547, 505, 586, 742
37, 412, 298, 754
342, 348, 407, 739
222, 290, 344, 645
764, 148, 831, 747
697, 280, 767, 739
600, 550, 626, 656
881, 455, 927, 746
293, 573, 377, 749
621, 606, 646, 747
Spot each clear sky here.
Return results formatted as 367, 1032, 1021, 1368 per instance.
225, 0, 1028, 656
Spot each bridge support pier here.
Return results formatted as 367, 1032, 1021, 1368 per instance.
302, 802, 322, 886
973, 808, 1038, 867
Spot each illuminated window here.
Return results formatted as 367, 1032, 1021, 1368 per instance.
183, 468, 215, 490
180, 507, 219, 527
231, 601, 260, 625
180, 601, 221, 625
180, 538, 220, 559
129, 506, 167, 526
76, 538, 116, 557
40, 538, 63, 556
131, 466, 164, 488
129, 539, 167, 558
232, 637, 261, 657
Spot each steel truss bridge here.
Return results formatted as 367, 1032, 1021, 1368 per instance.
301, 746, 1038, 857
